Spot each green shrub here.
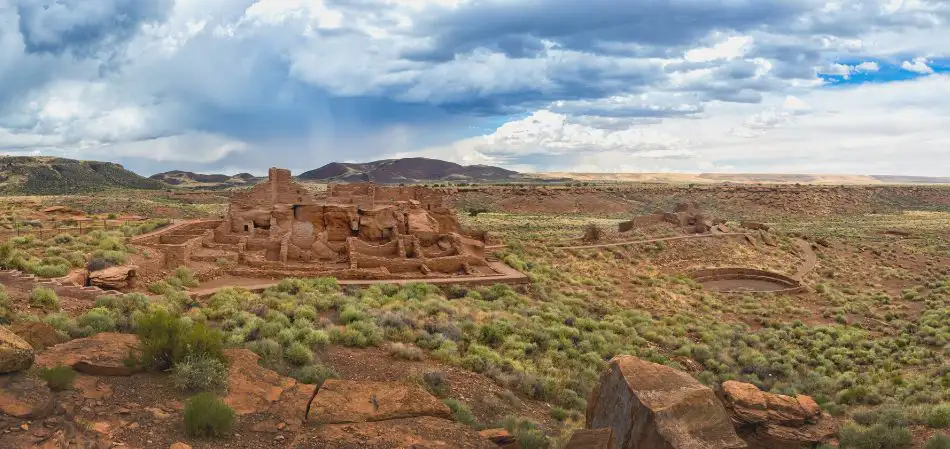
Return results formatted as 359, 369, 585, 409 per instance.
52, 233, 74, 244
135, 309, 224, 370
30, 287, 58, 310
148, 280, 172, 295
284, 342, 314, 366
76, 307, 117, 333
925, 435, 950, 449
422, 371, 450, 397
38, 365, 77, 391
173, 353, 229, 392
550, 407, 569, 421
839, 423, 912, 449
183, 393, 235, 438
290, 364, 340, 385
496, 416, 550, 449
249, 339, 282, 366
928, 404, 950, 428
388, 343, 424, 361
442, 398, 476, 426
174, 266, 200, 288
0, 286, 13, 324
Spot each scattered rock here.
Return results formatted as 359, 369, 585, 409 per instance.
169, 443, 192, 449
308, 379, 452, 424
721, 381, 837, 449
0, 325, 35, 373
565, 428, 616, 449
34, 332, 141, 376
8, 322, 66, 351
0, 373, 53, 419
223, 348, 298, 415
88, 265, 138, 290
585, 355, 746, 449
73, 375, 113, 400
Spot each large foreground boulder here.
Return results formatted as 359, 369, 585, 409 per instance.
308, 379, 452, 424
34, 332, 141, 376
8, 321, 67, 350
721, 381, 837, 449
0, 325, 35, 373
586, 355, 746, 449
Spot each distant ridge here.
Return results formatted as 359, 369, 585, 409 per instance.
0, 156, 165, 195
532, 172, 950, 185
150, 170, 261, 189
298, 157, 523, 184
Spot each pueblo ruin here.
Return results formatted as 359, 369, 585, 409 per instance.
135, 168, 508, 281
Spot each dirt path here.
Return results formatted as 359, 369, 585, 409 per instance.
792, 239, 818, 281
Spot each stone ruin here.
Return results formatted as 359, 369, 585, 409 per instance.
136, 168, 497, 280
618, 201, 724, 235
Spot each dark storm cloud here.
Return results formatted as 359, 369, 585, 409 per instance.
410, 0, 817, 59
16, 0, 174, 55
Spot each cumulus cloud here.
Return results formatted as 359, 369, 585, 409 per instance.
0, 0, 948, 175
901, 56, 935, 73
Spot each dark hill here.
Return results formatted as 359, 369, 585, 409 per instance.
298, 157, 521, 184
149, 170, 261, 189
0, 156, 165, 195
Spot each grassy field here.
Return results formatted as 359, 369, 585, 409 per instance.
1, 188, 949, 447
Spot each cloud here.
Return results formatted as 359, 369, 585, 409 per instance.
15, 0, 174, 55
0, 0, 948, 176
901, 56, 935, 74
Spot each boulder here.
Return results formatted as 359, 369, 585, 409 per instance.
34, 332, 141, 376
308, 379, 452, 424
296, 416, 495, 449
617, 221, 634, 233
479, 428, 517, 448
586, 355, 746, 449
720, 381, 837, 449
0, 373, 53, 418
0, 325, 35, 373
223, 348, 299, 416
88, 265, 138, 290
740, 222, 770, 231
8, 321, 66, 350
566, 428, 616, 449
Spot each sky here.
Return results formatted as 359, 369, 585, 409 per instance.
0, 0, 949, 177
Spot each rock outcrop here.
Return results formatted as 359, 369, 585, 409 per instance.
87, 265, 138, 290
308, 379, 452, 424
720, 381, 837, 449
223, 348, 299, 416
566, 428, 616, 449
586, 355, 746, 449
34, 332, 141, 376
9, 321, 66, 350
0, 373, 53, 418
294, 416, 496, 448
0, 325, 35, 373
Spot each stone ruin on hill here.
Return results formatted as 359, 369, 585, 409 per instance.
618, 201, 724, 235
135, 168, 499, 280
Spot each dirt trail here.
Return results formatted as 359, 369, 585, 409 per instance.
792, 239, 818, 281
557, 232, 750, 250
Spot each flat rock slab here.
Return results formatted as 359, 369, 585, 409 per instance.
0, 373, 53, 418
0, 325, 35, 374
223, 348, 298, 415
308, 379, 451, 424
35, 333, 141, 376
294, 416, 495, 449
567, 428, 616, 449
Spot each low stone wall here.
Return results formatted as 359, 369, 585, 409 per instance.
0, 270, 121, 300
690, 267, 805, 293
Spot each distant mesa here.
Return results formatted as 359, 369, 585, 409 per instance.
149, 170, 261, 188
0, 156, 164, 195
297, 157, 523, 184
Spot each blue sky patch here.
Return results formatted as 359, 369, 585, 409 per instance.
819, 58, 950, 86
